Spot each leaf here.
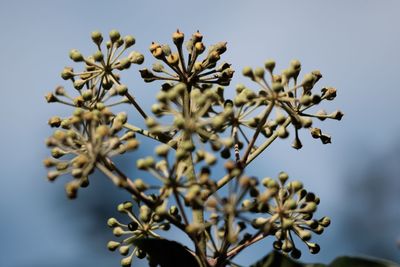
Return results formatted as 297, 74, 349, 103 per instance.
329, 256, 400, 267
250, 251, 400, 267
249, 251, 312, 267
133, 238, 201, 267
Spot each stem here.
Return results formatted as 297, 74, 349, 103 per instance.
123, 123, 176, 149
245, 117, 291, 165
181, 84, 207, 258
241, 102, 274, 164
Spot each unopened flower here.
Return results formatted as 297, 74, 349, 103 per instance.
44, 108, 139, 198
107, 201, 170, 266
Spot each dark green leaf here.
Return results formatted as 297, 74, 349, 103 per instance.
329, 256, 399, 267
133, 238, 201, 267
250, 251, 399, 267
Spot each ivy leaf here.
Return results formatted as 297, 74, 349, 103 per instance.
250, 251, 400, 267
133, 238, 201, 267
329, 256, 399, 267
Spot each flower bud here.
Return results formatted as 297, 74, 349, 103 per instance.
119, 245, 130, 256
140, 205, 152, 223
107, 241, 120, 251
91, 31, 103, 45
128, 51, 144, 64
172, 30, 184, 46
124, 35, 135, 48
254, 67, 265, 79
133, 179, 148, 191
69, 49, 84, 62
93, 50, 104, 62
109, 30, 121, 43
264, 60, 276, 73
121, 255, 133, 267
107, 218, 119, 227
61, 67, 74, 80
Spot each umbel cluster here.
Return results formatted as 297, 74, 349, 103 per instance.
43, 29, 342, 267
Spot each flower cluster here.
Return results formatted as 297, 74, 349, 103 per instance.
140, 30, 233, 86
45, 30, 144, 110
44, 30, 343, 267
205, 169, 330, 260
107, 201, 171, 267
239, 60, 343, 149
43, 108, 139, 198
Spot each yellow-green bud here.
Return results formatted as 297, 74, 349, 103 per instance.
91, 31, 103, 45
82, 90, 93, 101
140, 205, 151, 223
264, 59, 276, 73
278, 172, 289, 184
121, 255, 133, 267
124, 35, 135, 48
116, 84, 128, 95
109, 29, 120, 43
113, 227, 124, 237
155, 144, 169, 157
92, 50, 103, 62
242, 66, 254, 79
119, 245, 130, 256
69, 49, 84, 62
128, 51, 144, 64
133, 179, 148, 191
107, 241, 120, 251
172, 30, 184, 46
254, 67, 265, 79
107, 218, 119, 227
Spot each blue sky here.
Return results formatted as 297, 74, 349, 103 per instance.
1, 0, 400, 266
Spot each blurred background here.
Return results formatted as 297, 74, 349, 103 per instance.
0, 0, 399, 266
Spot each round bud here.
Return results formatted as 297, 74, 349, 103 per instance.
278, 172, 289, 185
107, 217, 119, 227
242, 66, 253, 78
254, 67, 265, 79
264, 59, 276, 73
91, 31, 103, 45
308, 242, 320, 254
277, 126, 289, 139
61, 67, 74, 80
128, 221, 139, 231
319, 216, 331, 227
300, 95, 312, 106
136, 249, 146, 259
121, 256, 133, 267
172, 30, 184, 46
116, 84, 128, 95
290, 180, 303, 192
69, 49, 84, 62
93, 50, 104, 62
272, 82, 284, 93
133, 179, 148, 192
124, 35, 135, 48
119, 245, 130, 256
291, 248, 302, 259
82, 90, 93, 101
155, 144, 169, 157
109, 29, 121, 43
107, 241, 120, 251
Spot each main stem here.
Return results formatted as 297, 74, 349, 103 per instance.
182, 84, 207, 259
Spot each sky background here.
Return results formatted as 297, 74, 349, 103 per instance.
0, 0, 400, 266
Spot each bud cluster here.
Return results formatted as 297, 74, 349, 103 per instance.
107, 201, 170, 267
43, 30, 343, 267
239, 60, 343, 149
46, 30, 144, 110
43, 108, 139, 198
140, 30, 233, 86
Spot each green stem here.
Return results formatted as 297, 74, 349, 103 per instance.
181, 84, 207, 261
